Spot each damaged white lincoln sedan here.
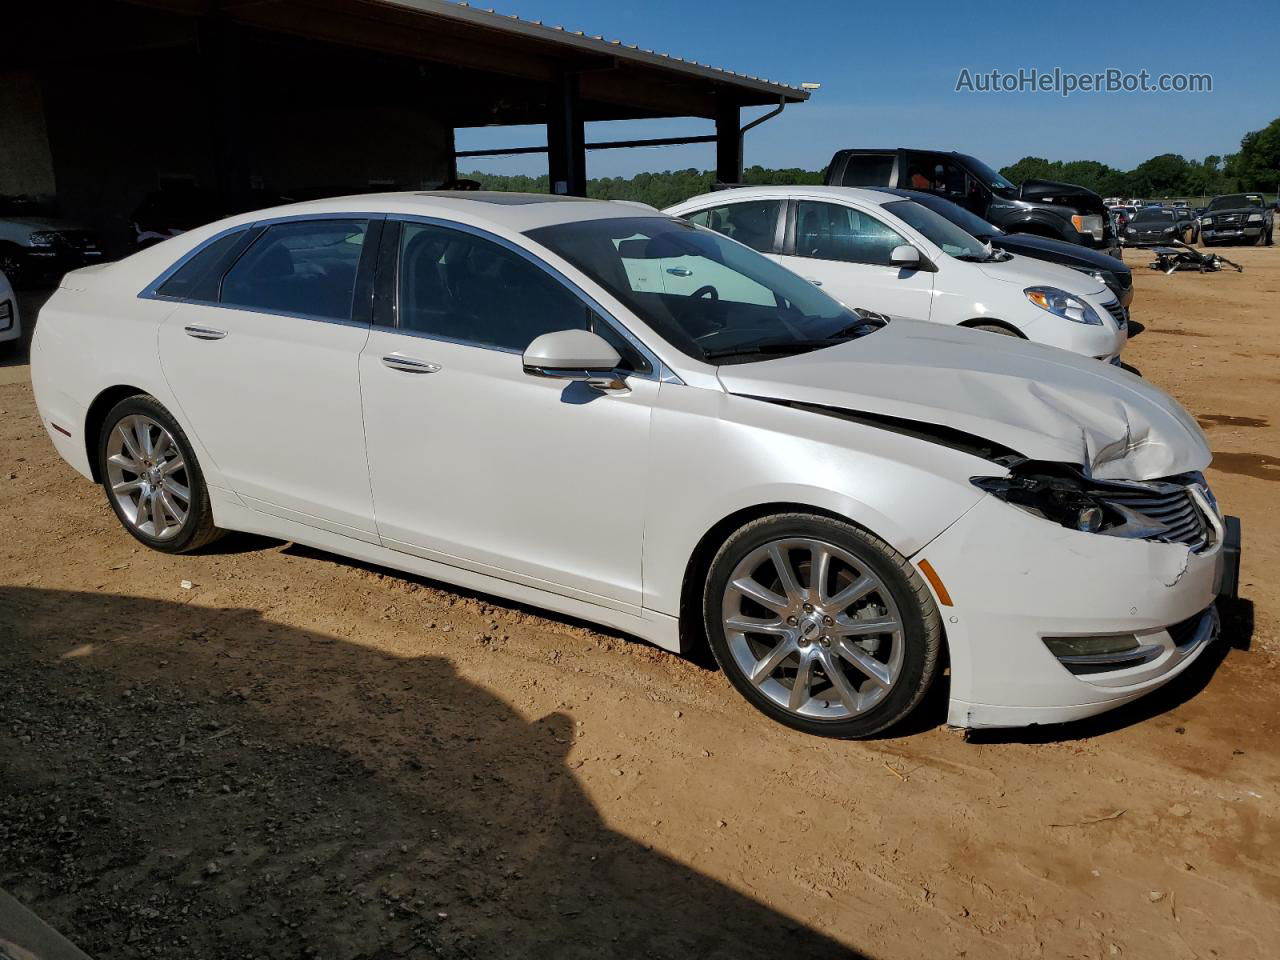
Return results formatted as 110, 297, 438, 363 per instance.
31, 193, 1240, 737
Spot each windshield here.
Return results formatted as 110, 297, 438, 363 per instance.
958, 155, 1018, 195
526, 216, 880, 365
895, 191, 1002, 239
1207, 194, 1263, 212
1132, 208, 1175, 223
880, 200, 990, 260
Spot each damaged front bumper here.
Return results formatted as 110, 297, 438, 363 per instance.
914, 491, 1240, 730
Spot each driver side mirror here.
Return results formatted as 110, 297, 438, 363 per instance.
522, 329, 626, 391
890, 244, 922, 268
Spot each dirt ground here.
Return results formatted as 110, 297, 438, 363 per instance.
2, 243, 1278, 960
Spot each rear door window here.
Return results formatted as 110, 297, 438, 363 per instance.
682, 200, 782, 252
220, 219, 369, 321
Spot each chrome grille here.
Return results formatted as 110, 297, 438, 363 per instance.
1101, 298, 1127, 332
1100, 485, 1208, 550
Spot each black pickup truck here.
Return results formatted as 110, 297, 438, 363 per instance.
824, 149, 1121, 257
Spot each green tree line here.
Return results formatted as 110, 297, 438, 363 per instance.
462, 116, 1280, 207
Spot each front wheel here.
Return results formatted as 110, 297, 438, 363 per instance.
98, 395, 222, 553
969, 322, 1021, 338
703, 514, 942, 739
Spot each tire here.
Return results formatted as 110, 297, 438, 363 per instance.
97, 394, 222, 553
969, 322, 1021, 337
703, 513, 943, 739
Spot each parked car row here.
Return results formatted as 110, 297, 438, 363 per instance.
30, 185, 1241, 740
0, 195, 105, 289
1109, 193, 1275, 247
665, 186, 1129, 363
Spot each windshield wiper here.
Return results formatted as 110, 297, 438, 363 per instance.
701, 338, 844, 361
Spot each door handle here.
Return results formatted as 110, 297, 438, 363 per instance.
184, 325, 227, 340
806, 278, 823, 286
381, 354, 441, 374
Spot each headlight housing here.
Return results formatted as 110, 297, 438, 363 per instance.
972, 463, 1213, 544
27, 231, 59, 248
1024, 286, 1103, 325
1070, 214, 1104, 241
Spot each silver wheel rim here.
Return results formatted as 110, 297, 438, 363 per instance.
721, 537, 905, 721
105, 414, 190, 541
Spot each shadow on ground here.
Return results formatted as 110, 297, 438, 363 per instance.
0, 587, 862, 960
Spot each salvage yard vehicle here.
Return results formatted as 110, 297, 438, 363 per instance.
1199, 193, 1275, 246
31, 193, 1240, 738
1126, 207, 1192, 244
824, 148, 1121, 257
873, 188, 1133, 311
0, 269, 21, 350
667, 186, 1129, 361
0, 195, 105, 288
1175, 206, 1200, 244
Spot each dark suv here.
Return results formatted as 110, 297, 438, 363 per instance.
1200, 193, 1275, 246
824, 149, 1120, 257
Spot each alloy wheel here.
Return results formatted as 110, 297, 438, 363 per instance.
720, 537, 904, 720
104, 414, 191, 541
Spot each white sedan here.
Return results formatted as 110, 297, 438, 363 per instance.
31, 193, 1238, 737
0, 269, 20, 350
666, 186, 1129, 362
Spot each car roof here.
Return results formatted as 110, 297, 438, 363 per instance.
671, 185, 898, 209
206, 191, 658, 234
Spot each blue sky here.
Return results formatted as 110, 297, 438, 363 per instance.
455, 0, 1277, 178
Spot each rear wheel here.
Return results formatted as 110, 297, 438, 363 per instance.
97, 395, 222, 553
703, 513, 942, 739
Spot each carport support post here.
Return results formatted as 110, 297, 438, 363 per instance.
199, 17, 249, 213
547, 72, 586, 196
715, 102, 743, 184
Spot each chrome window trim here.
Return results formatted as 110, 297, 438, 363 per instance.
386, 214, 676, 384
137, 213, 385, 329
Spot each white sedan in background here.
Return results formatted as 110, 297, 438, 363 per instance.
32, 193, 1236, 737
0, 269, 21, 350
666, 186, 1129, 363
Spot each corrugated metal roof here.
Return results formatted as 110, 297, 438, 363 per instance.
379, 0, 810, 102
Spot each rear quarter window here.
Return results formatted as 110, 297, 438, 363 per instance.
155, 229, 249, 301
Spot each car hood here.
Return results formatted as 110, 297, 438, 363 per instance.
972, 253, 1108, 297
715, 319, 1210, 481
991, 233, 1127, 273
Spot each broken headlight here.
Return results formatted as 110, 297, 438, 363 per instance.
973, 463, 1211, 546
973, 465, 1117, 533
